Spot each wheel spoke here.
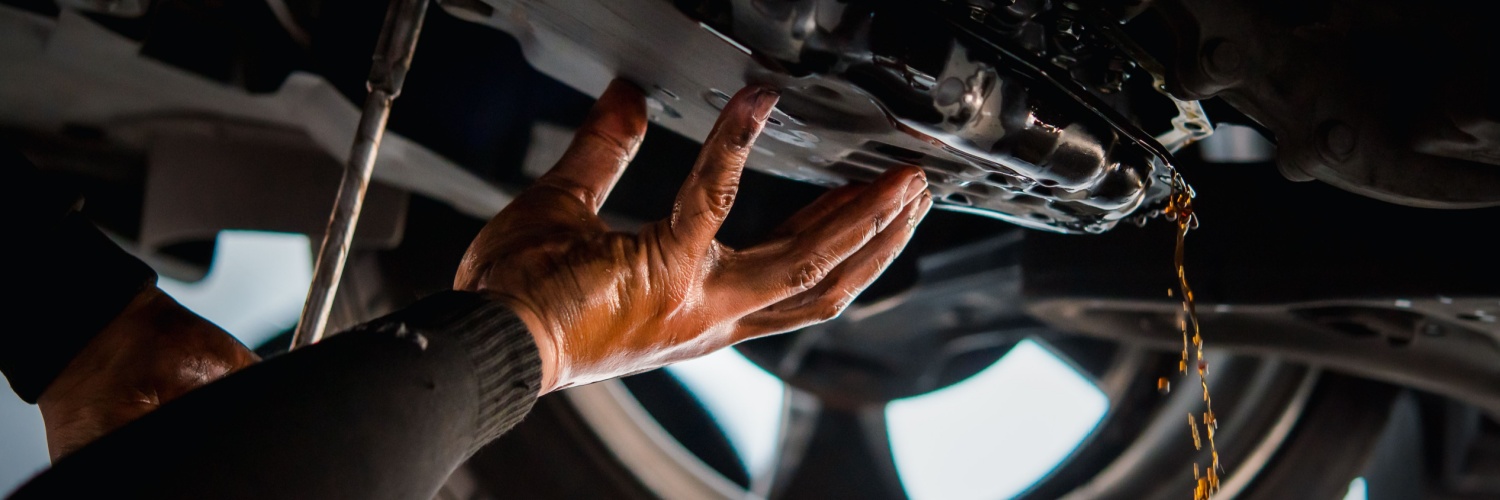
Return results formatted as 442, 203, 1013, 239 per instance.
1040, 335, 1128, 386
757, 389, 908, 500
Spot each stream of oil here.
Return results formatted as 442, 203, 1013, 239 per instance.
1163, 173, 1221, 500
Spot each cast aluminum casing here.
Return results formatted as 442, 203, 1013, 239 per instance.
442, 0, 1183, 233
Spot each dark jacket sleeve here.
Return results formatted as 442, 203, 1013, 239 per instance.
1, 145, 158, 403
9, 290, 542, 499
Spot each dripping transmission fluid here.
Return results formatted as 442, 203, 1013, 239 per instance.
1165, 174, 1222, 500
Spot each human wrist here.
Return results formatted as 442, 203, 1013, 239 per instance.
454, 259, 563, 395
40, 287, 206, 403
482, 292, 562, 395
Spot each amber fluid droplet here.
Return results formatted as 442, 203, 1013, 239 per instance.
1188, 413, 1201, 450
1167, 173, 1222, 500
1158, 377, 1171, 394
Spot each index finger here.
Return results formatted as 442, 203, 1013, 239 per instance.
534, 79, 649, 212
667, 85, 779, 251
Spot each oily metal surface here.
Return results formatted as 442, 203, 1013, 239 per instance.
441, 0, 1173, 233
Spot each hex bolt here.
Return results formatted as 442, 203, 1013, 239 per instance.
1054, 17, 1084, 52
1056, 17, 1075, 34
1100, 56, 1134, 94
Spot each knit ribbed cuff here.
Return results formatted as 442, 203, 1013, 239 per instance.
396, 291, 542, 453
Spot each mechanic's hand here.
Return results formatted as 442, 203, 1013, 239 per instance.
456, 80, 932, 394
36, 286, 259, 460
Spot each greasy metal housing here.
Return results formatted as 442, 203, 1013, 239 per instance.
442, 0, 1177, 233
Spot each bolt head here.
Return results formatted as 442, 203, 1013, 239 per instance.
1318, 120, 1358, 164
1201, 39, 1245, 80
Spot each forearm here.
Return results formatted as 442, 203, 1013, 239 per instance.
36, 286, 259, 460
2, 213, 159, 404
3, 143, 163, 407
10, 292, 541, 499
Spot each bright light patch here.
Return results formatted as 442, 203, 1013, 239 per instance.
158, 231, 313, 349
886, 339, 1108, 500
1343, 477, 1368, 500
665, 348, 786, 479
0, 384, 47, 496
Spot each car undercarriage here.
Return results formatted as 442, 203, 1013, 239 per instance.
1, 0, 1497, 498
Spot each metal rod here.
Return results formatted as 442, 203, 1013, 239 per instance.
290, 0, 430, 349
